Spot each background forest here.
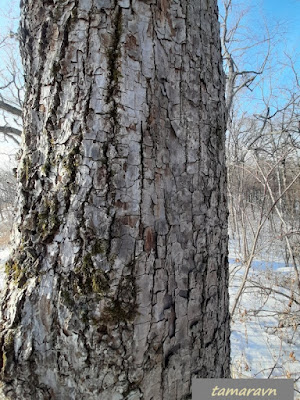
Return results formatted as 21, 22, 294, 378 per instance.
0, 0, 299, 396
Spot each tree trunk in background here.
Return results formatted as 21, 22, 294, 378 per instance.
0, 0, 230, 398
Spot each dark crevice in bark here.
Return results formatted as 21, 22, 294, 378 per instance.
34, 20, 49, 111
140, 120, 145, 235
164, 343, 181, 368
50, 15, 71, 124
103, 7, 123, 263
129, 0, 134, 14
0, 1, 230, 397
86, 12, 92, 65
106, 6, 122, 128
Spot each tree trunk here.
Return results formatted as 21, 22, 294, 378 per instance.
0, 1, 230, 399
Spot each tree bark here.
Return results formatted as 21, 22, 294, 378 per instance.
0, 0, 230, 399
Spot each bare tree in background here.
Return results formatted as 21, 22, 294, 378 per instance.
0, 3, 23, 247
0, 3, 23, 145
0, 169, 16, 222
220, 0, 300, 324
219, 0, 272, 116
220, 3, 300, 389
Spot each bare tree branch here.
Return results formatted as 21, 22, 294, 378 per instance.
0, 125, 21, 137
0, 99, 22, 117
0, 125, 21, 144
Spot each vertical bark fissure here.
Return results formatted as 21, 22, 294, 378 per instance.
34, 20, 49, 111
0, 1, 230, 398
106, 6, 122, 128
105, 6, 123, 263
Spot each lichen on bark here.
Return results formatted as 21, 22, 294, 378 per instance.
0, 0, 230, 399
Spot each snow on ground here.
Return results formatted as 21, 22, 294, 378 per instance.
230, 259, 300, 398
0, 245, 299, 397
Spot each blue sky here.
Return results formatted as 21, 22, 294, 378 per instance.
0, 0, 298, 113
262, 0, 300, 47
216, 0, 300, 114
0, 0, 299, 33
0, 0, 298, 50
263, 0, 300, 22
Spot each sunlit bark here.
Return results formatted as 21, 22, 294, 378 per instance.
0, 1, 230, 398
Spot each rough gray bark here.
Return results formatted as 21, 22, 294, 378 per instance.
0, 0, 230, 399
